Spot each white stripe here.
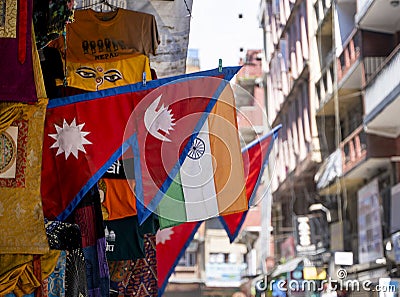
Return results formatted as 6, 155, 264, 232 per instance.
180, 120, 219, 221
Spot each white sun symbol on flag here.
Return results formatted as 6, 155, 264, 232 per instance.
156, 228, 174, 244
49, 118, 92, 160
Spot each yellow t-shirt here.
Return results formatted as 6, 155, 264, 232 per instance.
55, 53, 152, 91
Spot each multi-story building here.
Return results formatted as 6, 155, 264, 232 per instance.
260, 0, 400, 293
259, 0, 323, 264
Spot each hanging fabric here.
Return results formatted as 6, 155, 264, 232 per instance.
0, 99, 49, 254
48, 8, 159, 91
0, 0, 37, 102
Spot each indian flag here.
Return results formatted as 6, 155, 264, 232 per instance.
158, 83, 247, 228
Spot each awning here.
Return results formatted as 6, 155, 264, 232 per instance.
314, 148, 342, 191
271, 257, 305, 278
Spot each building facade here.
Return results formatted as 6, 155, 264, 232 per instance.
260, 0, 400, 294
259, 0, 323, 264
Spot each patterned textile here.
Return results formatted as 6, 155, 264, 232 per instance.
0, 0, 37, 102
0, 260, 40, 297
82, 238, 110, 297
0, 250, 61, 297
109, 234, 158, 297
0, 120, 28, 187
72, 204, 97, 248
0, 0, 17, 38
33, 0, 74, 49
0, 99, 49, 254
65, 249, 88, 297
42, 250, 67, 297
4, 293, 34, 297
38, 250, 62, 281
68, 187, 109, 297
44, 219, 82, 251
0, 254, 32, 276
68, 187, 105, 247
33, 255, 42, 297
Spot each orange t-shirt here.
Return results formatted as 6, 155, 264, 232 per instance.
100, 178, 137, 220
51, 8, 160, 61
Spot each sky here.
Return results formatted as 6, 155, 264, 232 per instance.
187, 0, 263, 71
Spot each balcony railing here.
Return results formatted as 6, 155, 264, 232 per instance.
316, 56, 334, 110
365, 44, 400, 116
315, 0, 332, 28
340, 126, 367, 174
363, 57, 386, 84
337, 29, 361, 82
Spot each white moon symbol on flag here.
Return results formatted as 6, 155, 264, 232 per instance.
144, 95, 176, 142
156, 227, 175, 244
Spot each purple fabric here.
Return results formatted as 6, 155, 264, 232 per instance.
0, 0, 37, 103
97, 237, 109, 279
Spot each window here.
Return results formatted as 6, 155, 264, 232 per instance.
178, 251, 197, 267
209, 253, 236, 264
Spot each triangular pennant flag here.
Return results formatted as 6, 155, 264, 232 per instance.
156, 222, 202, 296
219, 125, 282, 242
130, 70, 242, 224
157, 82, 247, 229
41, 67, 241, 220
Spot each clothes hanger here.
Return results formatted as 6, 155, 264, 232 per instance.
76, 0, 117, 11
100, 0, 118, 11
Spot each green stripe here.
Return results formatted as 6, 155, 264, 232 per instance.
157, 171, 187, 229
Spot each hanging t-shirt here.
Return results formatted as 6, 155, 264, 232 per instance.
104, 216, 145, 261
101, 178, 137, 220
50, 8, 158, 91
51, 8, 159, 60
100, 157, 137, 221
55, 53, 152, 91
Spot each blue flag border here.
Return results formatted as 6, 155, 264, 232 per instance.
134, 74, 237, 224
158, 221, 203, 297
219, 124, 282, 243
49, 66, 241, 221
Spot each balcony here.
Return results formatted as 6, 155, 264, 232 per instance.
316, 124, 394, 195
356, 0, 400, 33
340, 126, 390, 182
340, 126, 367, 174
337, 29, 391, 90
316, 54, 335, 115
314, 0, 332, 28
279, 0, 296, 26
337, 30, 361, 87
364, 44, 400, 138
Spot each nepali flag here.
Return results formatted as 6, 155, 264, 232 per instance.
41, 67, 241, 220
219, 124, 281, 242
156, 222, 202, 296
